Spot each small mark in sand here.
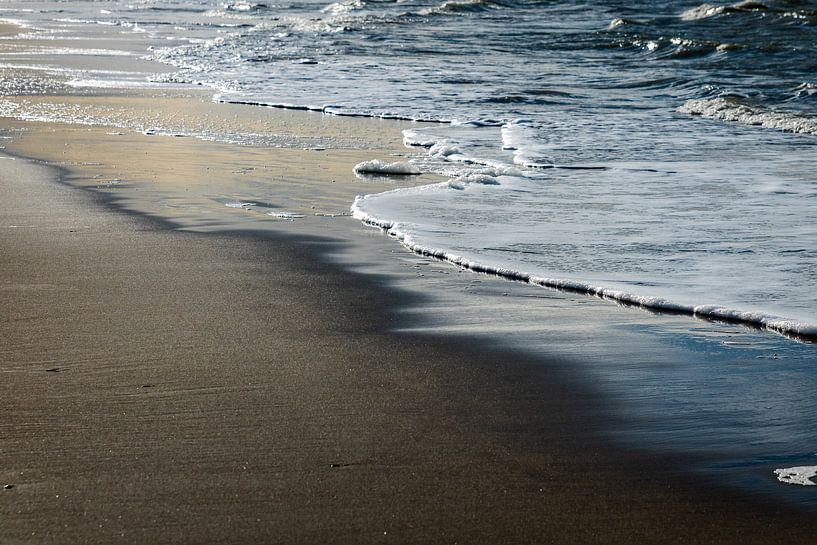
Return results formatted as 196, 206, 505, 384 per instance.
3, 484, 14, 490
141, 384, 154, 389
329, 462, 360, 468
44, 367, 66, 373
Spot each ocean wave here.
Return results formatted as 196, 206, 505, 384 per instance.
447, 174, 500, 189
419, 0, 503, 16
203, 3, 270, 20
679, 97, 817, 135
222, 2, 269, 12
793, 82, 817, 99
608, 17, 646, 29
681, 1, 772, 21
612, 33, 739, 59
322, 0, 365, 15
351, 191, 817, 342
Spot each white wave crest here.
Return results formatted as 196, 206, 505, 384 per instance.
679, 97, 817, 136
224, 2, 267, 12
681, 3, 725, 20
447, 174, 500, 189
350, 190, 817, 342
429, 142, 462, 158
322, 0, 364, 15
419, 0, 493, 16
681, 1, 770, 21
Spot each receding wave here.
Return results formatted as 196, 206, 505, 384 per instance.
214, 97, 452, 123
351, 193, 817, 342
679, 97, 817, 135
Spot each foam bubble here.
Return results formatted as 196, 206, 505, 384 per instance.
403, 129, 439, 148
353, 159, 421, 176
429, 142, 462, 158
679, 97, 817, 136
322, 0, 364, 15
774, 466, 817, 486
65, 79, 188, 89
267, 211, 305, 219
224, 2, 268, 12
447, 174, 500, 189
681, 3, 725, 20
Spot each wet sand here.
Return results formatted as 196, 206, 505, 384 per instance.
0, 93, 439, 228
1, 15, 816, 545
1, 137, 816, 544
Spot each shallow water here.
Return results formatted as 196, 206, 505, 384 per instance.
3, 0, 816, 337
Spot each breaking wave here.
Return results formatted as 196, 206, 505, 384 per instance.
679, 97, 817, 135
351, 190, 817, 343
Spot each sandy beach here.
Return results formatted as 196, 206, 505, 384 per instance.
1, 13, 816, 545
3, 141, 817, 544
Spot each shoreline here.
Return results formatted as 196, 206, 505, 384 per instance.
2, 14, 817, 543
352, 199, 817, 343
2, 149, 817, 544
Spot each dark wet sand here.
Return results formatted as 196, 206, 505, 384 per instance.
1, 152, 815, 544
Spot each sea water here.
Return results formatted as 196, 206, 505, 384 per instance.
3, 0, 815, 338
2, 0, 816, 505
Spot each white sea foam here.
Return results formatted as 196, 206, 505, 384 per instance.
679, 97, 817, 135
353, 159, 421, 176
322, 0, 364, 15
681, 1, 770, 21
267, 211, 305, 219
402, 129, 438, 148
500, 119, 545, 167
774, 465, 817, 486
223, 2, 267, 12
65, 78, 189, 89
351, 177, 817, 342
447, 174, 500, 189
681, 3, 726, 20
429, 142, 463, 158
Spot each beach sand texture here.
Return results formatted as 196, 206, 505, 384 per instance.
2, 148, 816, 545
1, 14, 816, 545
